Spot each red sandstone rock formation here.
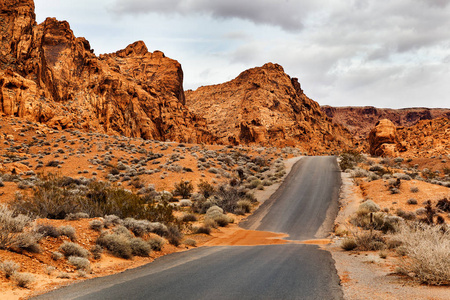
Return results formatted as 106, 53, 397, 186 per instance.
368, 119, 406, 157
322, 106, 450, 140
186, 63, 353, 153
0, 0, 213, 143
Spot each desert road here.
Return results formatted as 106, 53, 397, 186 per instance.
34, 156, 344, 300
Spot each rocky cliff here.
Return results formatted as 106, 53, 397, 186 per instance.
323, 106, 450, 140
0, 0, 213, 143
186, 63, 353, 153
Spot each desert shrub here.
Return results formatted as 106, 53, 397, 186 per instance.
59, 225, 76, 241
339, 150, 363, 171
206, 205, 224, 216
11, 175, 175, 223
247, 179, 262, 189
0, 260, 19, 278
14, 231, 42, 253
393, 223, 450, 285
68, 256, 91, 271
393, 173, 411, 181
396, 209, 416, 221
194, 225, 211, 235
207, 213, 233, 227
340, 238, 357, 251
148, 237, 164, 251
180, 213, 197, 222
130, 238, 151, 257
90, 245, 103, 260
59, 242, 89, 258
56, 272, 71, 279
179, 199, 193, 207
197, 180, 215, 199
359, 200, 380, 213
96, 233, 132, 259
36, 224, 60, 238
51, 251, 64, 260
387, 178, 401, 193
436, 198, 450, 212
89, 220, 104, 231
236, 200, 252, 214
173, 180, 194, 198
410, 186, 419, 193
354, 231, 386, 251
103, 215, 122, 228
13, 272, 34, 288
166, 225, 182, 246
0, 205, 32, 250
407, 198, 418, 205
351, 168, 369, 178
65, 212, 89, 221
184, 239, 197, 247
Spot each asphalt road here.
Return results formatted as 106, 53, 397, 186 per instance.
34, 156, 343, 300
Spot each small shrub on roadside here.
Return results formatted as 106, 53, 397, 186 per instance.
194, 225, 211, 235
184, 239, 197, 247
148, 237, 164, 251
59, 242, 89, 258
130, 238, 151, 257
68, 256, 91, 271
0, 260, 19, 278
13, 272, 35, 288
166, 225, 182, 246
340, 238, 357, 251
90, 245, 103, 260
96, 233, 132, 259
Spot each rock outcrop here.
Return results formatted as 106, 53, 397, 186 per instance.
323, 106, 450, 140
368, 119, 406, 157
0, 0, 213, 143
397, 118, 450, 158
186, 63, 353, 153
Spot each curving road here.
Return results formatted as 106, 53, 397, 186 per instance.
34, 156, 343, 300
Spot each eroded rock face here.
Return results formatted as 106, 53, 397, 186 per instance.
186, 63, 353, 153
397, 118, 450, 158
322, 106, 450, 140
0, 0, 213, 143
368, 119, 406, 157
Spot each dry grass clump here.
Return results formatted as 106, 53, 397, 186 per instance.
0, 204, 32, 250
393, 223, 450, 285
12, 272, 35, 288
0, 260, 20, 278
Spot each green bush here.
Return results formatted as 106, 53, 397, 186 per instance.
339, 150, 364, 171
197, 180, 215, 199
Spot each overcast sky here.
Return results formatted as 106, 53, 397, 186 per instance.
34, 0, 450, 108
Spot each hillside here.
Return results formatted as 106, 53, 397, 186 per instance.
0, 0, 213, 144
186, 63, 354, 154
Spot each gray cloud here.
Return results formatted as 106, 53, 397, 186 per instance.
111, 0, 325, 31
